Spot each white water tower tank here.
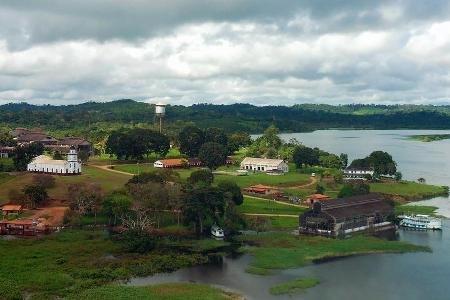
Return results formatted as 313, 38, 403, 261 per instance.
155, 102, 166, 116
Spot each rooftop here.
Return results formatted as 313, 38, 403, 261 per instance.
241, 157, 285, 166
1, 205, 22, 211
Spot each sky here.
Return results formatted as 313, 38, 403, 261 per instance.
0, 0, 450, 106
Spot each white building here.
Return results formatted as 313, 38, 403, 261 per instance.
27, 148, 82, 175
240, 157, 289, 173
343, 167, 374, 180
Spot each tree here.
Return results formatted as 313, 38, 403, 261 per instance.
350, 151, 397, 176
78, 149, 90, 164
228, 132, 252, 153
182, 187, 225, 236
198, 142, 227, 170
338, 185, 353, 198
293, 146, 319, 168
315, 183, 326, 195
188, 169, 214, 187
67, 183, 104, 222
12, 143, 44, 171
102, 192, 132, 225
218, 180, 243, 205
127, 169, 180, 185
32, 174, 55, 189
246, 125, 282, 158
338, 182, 370, 198
0, 129, 16, 147
340, 153, 348, 168
319, 154, 342, 169
8, 189, 27, 207
53, 151, 64, 160
106, 128, 170, 160
204, 127, 228, 147
23, 185, 48, 208
178, 126, 205, 157
395, 171, 403, 181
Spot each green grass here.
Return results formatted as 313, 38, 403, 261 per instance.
269, 277, 320, 295
406, 134, 450, 142
244, 215, 299, 230
239, 233, 430, 271
68, 282, 242, 300
0, 172, 15, 185
245, 266, 272, 275
238, 196, 305, 215
0, 166, 131, 203
369, 181, 448, 199
0, 229, 209, 299
113, 164, 311, 188
395, 205, 438, 216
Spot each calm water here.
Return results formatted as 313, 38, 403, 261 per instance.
129, 130, 450, 300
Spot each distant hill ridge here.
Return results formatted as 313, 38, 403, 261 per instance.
1, 99, 450, 133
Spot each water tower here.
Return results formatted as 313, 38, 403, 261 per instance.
155, 102, 166, 133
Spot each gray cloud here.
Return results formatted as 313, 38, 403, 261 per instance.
0, 0, 450, 105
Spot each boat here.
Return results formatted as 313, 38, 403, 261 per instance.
211, 224, 224, 238
399, 214, 442, 230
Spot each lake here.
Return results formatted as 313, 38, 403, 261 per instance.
129, 130, 450, 300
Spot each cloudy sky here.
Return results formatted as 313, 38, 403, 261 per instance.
1, 0, 450, 106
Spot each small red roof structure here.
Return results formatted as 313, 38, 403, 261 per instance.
1, 205, 23, 215
306, 194, 331, 200
243, 185, 283, 195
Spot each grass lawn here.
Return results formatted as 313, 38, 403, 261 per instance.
0, 172, 15, 185
270, 277, 320, 295
69, 282, 242, 300
239, 233, 429, 271
395, 205, 438, 216
237, 196, 305, 215
0, 229, 213, 300
244, 215, 299, 231
0, 166, 131, 204
112, 164, 311, 188
370, 181, 448, 199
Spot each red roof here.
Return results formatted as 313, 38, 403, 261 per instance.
1, 205, 22, 211
243, 185, 279, 192
307, 194, 331, 200
158, 159, 184, 167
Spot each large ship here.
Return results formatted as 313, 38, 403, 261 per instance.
399, 214, 442, 230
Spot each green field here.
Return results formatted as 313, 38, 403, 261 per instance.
369, 181, 448, 199
68, 283, 241, 300
239, 233, 430, 271
237, 196, 305, 215
113, 163, 311, 187
406, 134, 450, 142
0, 229, 218, 300
0, 166, 131, 203
395, 205, 438, 216
270, 277, 320, 295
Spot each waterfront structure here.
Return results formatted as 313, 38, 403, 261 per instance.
27, 147, 81, 175
240, 157, 289, 173
343, 167, 374, 180
399, 215, 442, 230
1, 205, 23, 216
299, 193, 394, 237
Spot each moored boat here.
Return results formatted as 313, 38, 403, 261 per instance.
399, 214, 442, 230
211, 224, 224, 238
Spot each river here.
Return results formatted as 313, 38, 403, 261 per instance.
129, 130, 450, 300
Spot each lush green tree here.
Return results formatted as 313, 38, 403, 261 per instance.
218, 180, 243, 205
338, 182, 370, 198
0, 129, 16, 147
350, 151, 397, 175
78, 149, 90, 163
13, 143, 45, 171
127, 169, 180, 185
53, 151, 64, 160
188, 169, 214, 187
293, 146, 319, 168
228, 132, 252, 153
395, 171, 403, 181
222, 195, 244, 235
204, 127, 228, 147
102, 192, 132, 225
315, 183, 326, 195
178, 125, 205, 157
198, 142, 227, 170
246, 125, 282, 158
319, 154, 342, 169
182, 187, 225, 236
23, 185, 48, 208
340, 153, 348, 168
338, 185, 353, 198
118, 229, 158, 253
106, 128, 169, 160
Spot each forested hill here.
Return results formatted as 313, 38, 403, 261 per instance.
2, 100, 450, 135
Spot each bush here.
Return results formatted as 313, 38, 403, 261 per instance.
118, 230, 159, 253
33, 174, 56, 189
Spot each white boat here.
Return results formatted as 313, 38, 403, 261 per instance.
211, 225, 224, 238
399, 214, 442, 230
